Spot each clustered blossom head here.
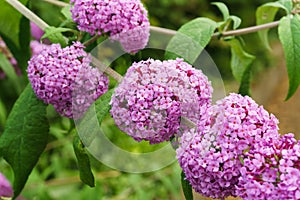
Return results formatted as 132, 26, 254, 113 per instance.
237, 133, 300, 200
176, 93, 280, 199
110, 58, 212, 144
27, 42, 109, 119
30, 40, 50, 56
0, 173, 13, 198
112, 83, 181, 144
70, 0, 150, 53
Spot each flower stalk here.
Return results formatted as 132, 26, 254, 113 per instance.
42, 0, 280, 38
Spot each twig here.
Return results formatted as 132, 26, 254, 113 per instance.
42, 0, 280, 38
43, 0, 69, 7
6, 0, 48, 31
150, 26, 177, 36
217, 21, 280, 37
91, 56, 124, 83
83, 35, 102, 46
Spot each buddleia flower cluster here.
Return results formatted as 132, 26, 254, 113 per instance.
110, 58, 213, 144
70, 0, 150, 53
237, 133, 300, 200
176, 93, 280, 199
27, 42, 109, 119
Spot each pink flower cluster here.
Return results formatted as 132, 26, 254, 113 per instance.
176, 93, 280, 199
111, 83, 181, 144
110, 58, 212, 144
237, 133, 300, 200
27, 42, 108, 119
30, 40, 50, 56
70, 0, 150, 53
0, 173, 13, 198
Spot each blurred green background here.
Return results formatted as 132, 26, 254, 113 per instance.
0, 0, 282, 199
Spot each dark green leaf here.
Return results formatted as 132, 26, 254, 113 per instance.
181, 171, 193, 200
0, 0, 29, 48
0, 84, 49, 197
0, 53, 22, 94
238, 63, 252, 96
61, 5, 72, 20
0, 98, 7, 132
256, 2, 288, 50
165, 17, 217, 64
73, 134, 95, 187
42, 26, 70, 46
278, 15, 300, 99
18, 14, 31, 74
211, 2, 230, 20
228, 38, 255, 82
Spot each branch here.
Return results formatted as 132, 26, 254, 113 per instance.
216, 21, 280, 37
42, 0, 280, 38
83, 35, 102, 46
43, 0, 68, 7
6, 0, 48, 31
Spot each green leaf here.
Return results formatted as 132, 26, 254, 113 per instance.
18, 14, 31, 74
165, 17, 217, 64
278, 0, 293, 13
278, 15, 300, 99
256, 2, 288, 50
73, 134, 95, 187
181, 171, 193, 200
228, 38, 255, 83
42, 26, 70, 46
0, 0, 29, 48
0, 98, 7, 132
76, 89, 114, 147
211, 2, 230, 20
61, 5, 72, 20
212, 2, 240, 31
238, 63, 252, 96
0, 53, 22, 94
0, 84, 49, 197
229, 15, 242, 30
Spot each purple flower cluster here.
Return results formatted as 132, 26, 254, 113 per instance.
176, 93, 280, 199
27, 42, 109, 119
0, 173, 13, 198
237, 133, 300, 200
112, 83, 181, 144
110, 58, 212, 144
70, 0, 150, 53
30, 40, 50, 56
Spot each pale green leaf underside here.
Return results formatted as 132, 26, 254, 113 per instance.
165, 17, 217, 64
228, 38, 255, 82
